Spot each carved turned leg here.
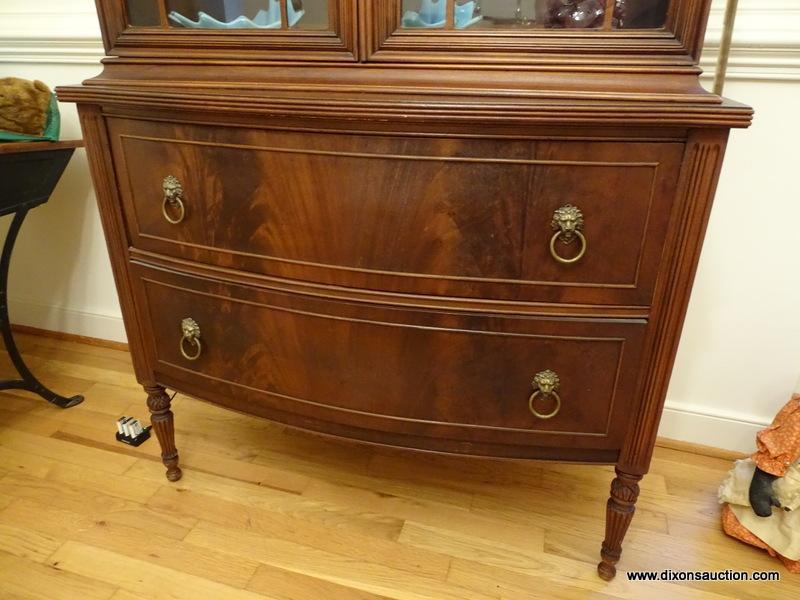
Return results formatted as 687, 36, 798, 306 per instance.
597, 467, 642, 581
145, 385, 182, 482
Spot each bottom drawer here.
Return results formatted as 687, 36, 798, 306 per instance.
131, 263, 647, 457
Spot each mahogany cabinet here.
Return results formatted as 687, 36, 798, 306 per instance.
58, 0, 751, 580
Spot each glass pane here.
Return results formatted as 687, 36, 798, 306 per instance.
127, 0, 162, 26
540, 1, 607, 29
612, 0, 669, 29
402, 1, 610, 31
399, 1, 671, 31
467, 1, 537, 29
295, 0, 330, 29
166, 0, 328, 30
401, 0, 447, 29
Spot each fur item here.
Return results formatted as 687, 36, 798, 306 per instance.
0, 78, 52, 136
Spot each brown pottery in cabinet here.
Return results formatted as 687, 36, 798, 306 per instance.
59, 0, 751, 581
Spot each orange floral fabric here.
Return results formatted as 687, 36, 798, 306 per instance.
752, 394, 800, 477
722, 504, 800, 573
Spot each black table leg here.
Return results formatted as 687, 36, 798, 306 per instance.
0, 208, 83, 408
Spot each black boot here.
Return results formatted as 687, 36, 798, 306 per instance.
749, 467, 781, 517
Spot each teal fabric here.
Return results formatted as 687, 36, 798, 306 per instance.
0, 94, 61, 142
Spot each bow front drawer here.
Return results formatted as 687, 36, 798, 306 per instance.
130, 261, 647, 456
110, 117, 683, 306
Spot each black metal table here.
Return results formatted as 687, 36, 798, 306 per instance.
0, 140, 84, 408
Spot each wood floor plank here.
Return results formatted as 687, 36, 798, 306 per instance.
124, 445, 311, 494
0, 407, 64, 436
180, 509, 447, 580
49, 541, 271, 600
23, 340, 134, 376
0, 498, 104, 539
0, 550, 117, 600
69, 381, 145, 416
260, 451, 478, 510
0, 428, 136, 475
247, 563, 396, 600
0, 444, 57, 479
147, 483, 404, 543
45, 462, 162, 504
0, 522, 63, 563
0, 474, 197, 540
109, 591, 150, 600
0, 371, 96, 399
69, 519, 261, 589
32, 358, 139, 391
186, 520, 490, 600
129, 458, 314, 511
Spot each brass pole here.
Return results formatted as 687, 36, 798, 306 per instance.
713, 0, 740, 96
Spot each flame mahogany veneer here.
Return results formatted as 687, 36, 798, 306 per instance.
58, 0, 751, 581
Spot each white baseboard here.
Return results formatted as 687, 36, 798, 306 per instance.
658, 401, 769, 454
8, 298, 127, 343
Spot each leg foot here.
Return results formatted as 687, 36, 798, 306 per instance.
597, 560, 616, 582
145, 385, 182, 482
597, 467, 642, 580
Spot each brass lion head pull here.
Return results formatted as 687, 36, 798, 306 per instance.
533, 369, 560, 395
179, 317, 202, 361
550, 204, 587, 264
529, 369, 562, 420
162, 175, 186, 225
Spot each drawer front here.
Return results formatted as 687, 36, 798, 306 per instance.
131, 262, 647, 453
110, 118, 683, 306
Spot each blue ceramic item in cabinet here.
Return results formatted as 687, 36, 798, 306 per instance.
402, 0, 482, 29
168, 0, 305, 29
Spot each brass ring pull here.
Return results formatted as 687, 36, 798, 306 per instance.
550, 204, 586, 265
162, 175, 186, 225
528, 369, 562, 420
550, 230, 587, 265
179, 317, 202, 361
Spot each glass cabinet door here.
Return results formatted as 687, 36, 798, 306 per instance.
399, 0, 670, 31
368, 0, 693, 64
118, 0, 356, 60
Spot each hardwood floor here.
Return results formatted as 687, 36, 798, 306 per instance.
0, 332, 796, 599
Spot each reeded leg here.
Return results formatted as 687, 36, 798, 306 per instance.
145, 385, 182, 482
597, 467, 642, 581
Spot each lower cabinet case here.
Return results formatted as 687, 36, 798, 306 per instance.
66, 99, 738, 585
58, 0, 751, 582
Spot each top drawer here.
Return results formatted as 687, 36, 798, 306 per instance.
108, 117, 683, 306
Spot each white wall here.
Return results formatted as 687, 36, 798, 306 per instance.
0, 0, 122, 340
661, 1, 800, 452
1, 0, 798, 452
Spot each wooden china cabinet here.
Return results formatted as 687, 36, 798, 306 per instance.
59, 0, 751, 580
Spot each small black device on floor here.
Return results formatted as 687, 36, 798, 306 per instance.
116, 416, 151, 447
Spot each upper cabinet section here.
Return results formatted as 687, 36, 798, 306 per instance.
100, 0, 357, 59
96, 0, 712, 65
367, 0, 711, 64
